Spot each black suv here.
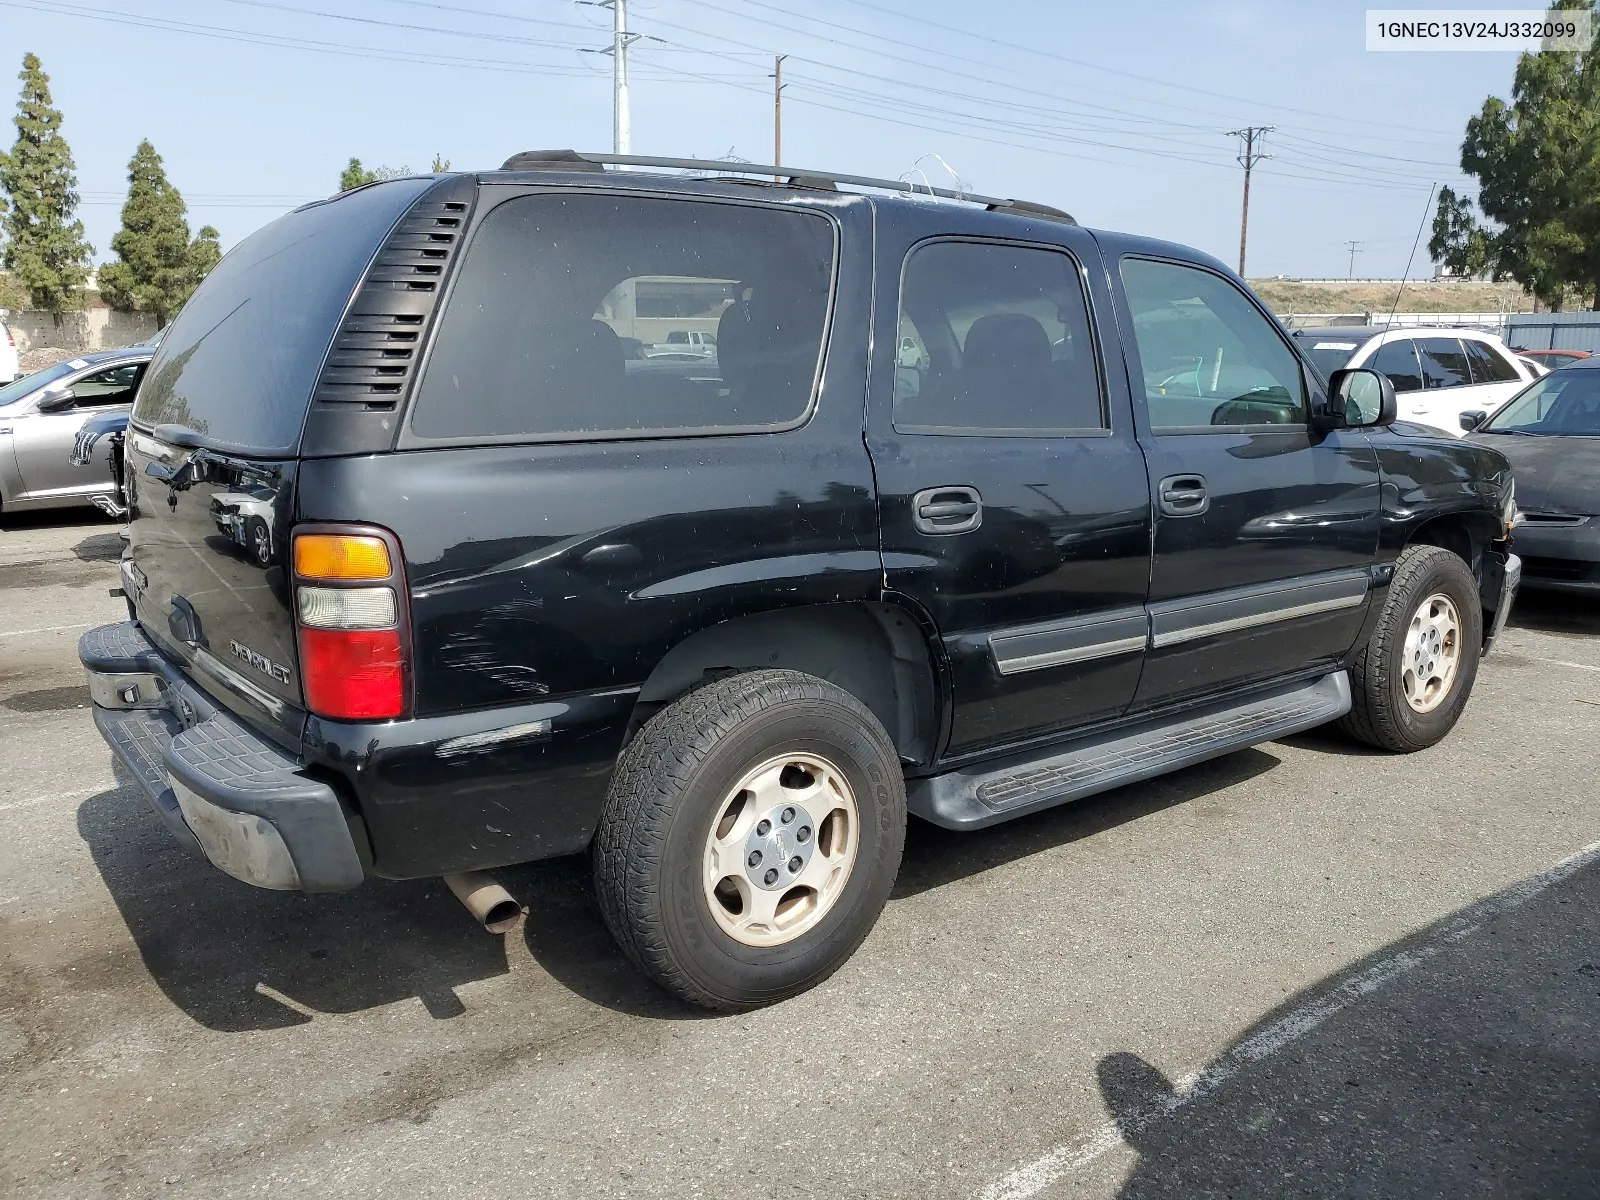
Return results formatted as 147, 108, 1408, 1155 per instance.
81, 152, 1521, 1011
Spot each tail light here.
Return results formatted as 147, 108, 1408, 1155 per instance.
291, 527, 408, 720
3, 327, 12, 347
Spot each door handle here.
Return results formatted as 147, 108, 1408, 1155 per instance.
912, 486, 983, 535
1158, 474, 1209, 517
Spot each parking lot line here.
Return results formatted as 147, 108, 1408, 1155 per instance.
977, 837, 1600, 1200
0, 621, 96, 638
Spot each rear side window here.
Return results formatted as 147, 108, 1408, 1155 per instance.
892, 240, 1104, 434
1417, 337, 1471, 389
134, 178, 433, 454
1369, 339, 1423, 393
1462, 338, 1521, 383
410, 194, 835, 441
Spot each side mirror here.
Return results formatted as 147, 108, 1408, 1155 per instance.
35, 385, 75, 413
1460, 409, 1488, 432
1327, 367, 1396, 428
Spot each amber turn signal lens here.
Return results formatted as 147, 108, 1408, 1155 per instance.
293, 534, 391, 581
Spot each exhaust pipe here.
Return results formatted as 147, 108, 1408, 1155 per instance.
443, 872, 523, 934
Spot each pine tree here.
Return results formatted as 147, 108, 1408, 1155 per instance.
339, 156, 411, 191
0, 53, 93, 316
99, 140, 220, 327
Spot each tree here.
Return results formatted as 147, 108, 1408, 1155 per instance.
431, 153, 451, 172
1432, 1, 1600, 309
98, 140, 221, 328
339, 156, 411, 191
0, 53, 93, 316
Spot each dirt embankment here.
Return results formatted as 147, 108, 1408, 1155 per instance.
1248, 279, 1536, 316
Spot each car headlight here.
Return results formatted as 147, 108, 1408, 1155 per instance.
1500, 477, 1519, 534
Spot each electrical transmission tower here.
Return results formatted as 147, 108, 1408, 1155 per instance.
1229, 126, 1274, 277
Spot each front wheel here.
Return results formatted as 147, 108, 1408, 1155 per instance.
593, 670, 906, 1011
1338, 544, 1483, 751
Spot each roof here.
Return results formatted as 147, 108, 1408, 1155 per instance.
494, 150, 1076, 225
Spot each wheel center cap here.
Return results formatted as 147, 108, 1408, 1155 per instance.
744, 802, 814, 890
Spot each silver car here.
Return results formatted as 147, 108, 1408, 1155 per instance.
0, 349, 152, 515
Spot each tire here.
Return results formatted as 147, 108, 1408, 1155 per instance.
246, 517, 272, 567
593, 669, 906, 1011
1338, 544, 1483, 752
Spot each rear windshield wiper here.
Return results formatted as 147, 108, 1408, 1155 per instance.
153, 423, 208, 448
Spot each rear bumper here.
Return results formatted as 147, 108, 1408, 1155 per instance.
79, 621, 365, 892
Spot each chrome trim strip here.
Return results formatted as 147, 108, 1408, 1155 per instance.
1152, 592, 1366, 648
995, 634, 1148, 675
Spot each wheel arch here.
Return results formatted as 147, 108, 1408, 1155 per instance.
629, 601, 942, 766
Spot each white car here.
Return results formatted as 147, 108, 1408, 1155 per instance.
0, 318, 19, 384
1294, 325, 1538, 436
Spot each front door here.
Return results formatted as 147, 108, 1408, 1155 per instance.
12, 361, 141, 500
868, 214, 1151, 759
1109, 250, 1381, 709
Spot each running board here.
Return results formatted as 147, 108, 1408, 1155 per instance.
907, 672, 1350, 830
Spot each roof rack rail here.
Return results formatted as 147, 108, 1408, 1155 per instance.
497, 150, 1075, 224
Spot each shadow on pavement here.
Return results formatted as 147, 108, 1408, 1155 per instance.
77, 784, 514, 1031
894, 747, 1282, 899
1096, 854, 1600, 1197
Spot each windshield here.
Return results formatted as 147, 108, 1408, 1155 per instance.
1485, 369, 1600, 435
0, 359, 82, 408
1298, 338, 1364, 382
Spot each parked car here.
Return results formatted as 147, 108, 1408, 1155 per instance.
1512, 348, 1591, 369
79, 154, 1519, 1011
0, 348, 152, 515
1517, 354, 1552, 378
1293, 325, 1538, 435
1465, 358, 1600, 593
643, 329, 717, 360
0, 316, 18, 384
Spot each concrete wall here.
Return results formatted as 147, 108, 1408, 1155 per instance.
2, 308, 159, 354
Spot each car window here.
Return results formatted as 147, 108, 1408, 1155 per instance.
1120, 258, 1306, 431
1461, 338, 1522, 384
1369, 339, 1424, 393
891, 240, 1104, 434
1487, 369, 1600, 434
412, 195, 834, 441
1417, 338, 1472, 389
70, 363, 142, 407
1299, 337, 1364, 382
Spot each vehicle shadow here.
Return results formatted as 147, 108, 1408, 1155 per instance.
1091, 853, 1600, 1198
1507, 588, 1600, 637
77, 781, 514, 1031
894, 747, 1281, 899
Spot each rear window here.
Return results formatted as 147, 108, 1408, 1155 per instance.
1298, 337, 1365, 382
409, 193, 835, 442
133, 178, 434, 454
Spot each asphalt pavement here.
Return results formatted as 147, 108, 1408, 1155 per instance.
1, 510, 1595, 1199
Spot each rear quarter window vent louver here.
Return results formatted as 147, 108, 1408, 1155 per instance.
310, 176, 477, 412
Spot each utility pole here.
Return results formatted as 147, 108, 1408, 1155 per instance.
1345, 240, 1364, 279
611, 0, 635, 154
772, 54, 787, 172
1229, 126, 1273, 277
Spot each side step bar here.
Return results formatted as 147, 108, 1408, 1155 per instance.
908, 672, 1350, 830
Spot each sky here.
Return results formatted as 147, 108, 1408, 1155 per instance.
0, 0, 1543, 278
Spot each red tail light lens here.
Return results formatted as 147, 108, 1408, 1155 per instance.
298, 628, 404, 720
291, 525, 408, 721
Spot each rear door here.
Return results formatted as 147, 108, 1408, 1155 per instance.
1409, 337, 1478, 431
1461, 336, 1532, 413
124, 176, 437, 749
867, 209, 1151, 759
1109, 249, 1380, 709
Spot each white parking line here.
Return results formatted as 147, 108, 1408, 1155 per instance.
1522, 655, 1600, 674
0, 784, 120, 813
977, 839, 1600, 1200
0, 621, 96, 638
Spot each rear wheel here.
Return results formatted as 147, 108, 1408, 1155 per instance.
593, 669, 906, 1011
246, 517, 272, 567
1338, 544, 1482, 751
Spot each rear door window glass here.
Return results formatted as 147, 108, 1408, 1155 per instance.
71, 363, 143, 407
892, 240, 1104, 434
1121, 258, 1306, 431
1417, 338, 1472, 389
1369, 339, 1424, 393
1462, 338, 1521, 383
410, 194, 836, 441
134, 178, 433, 454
